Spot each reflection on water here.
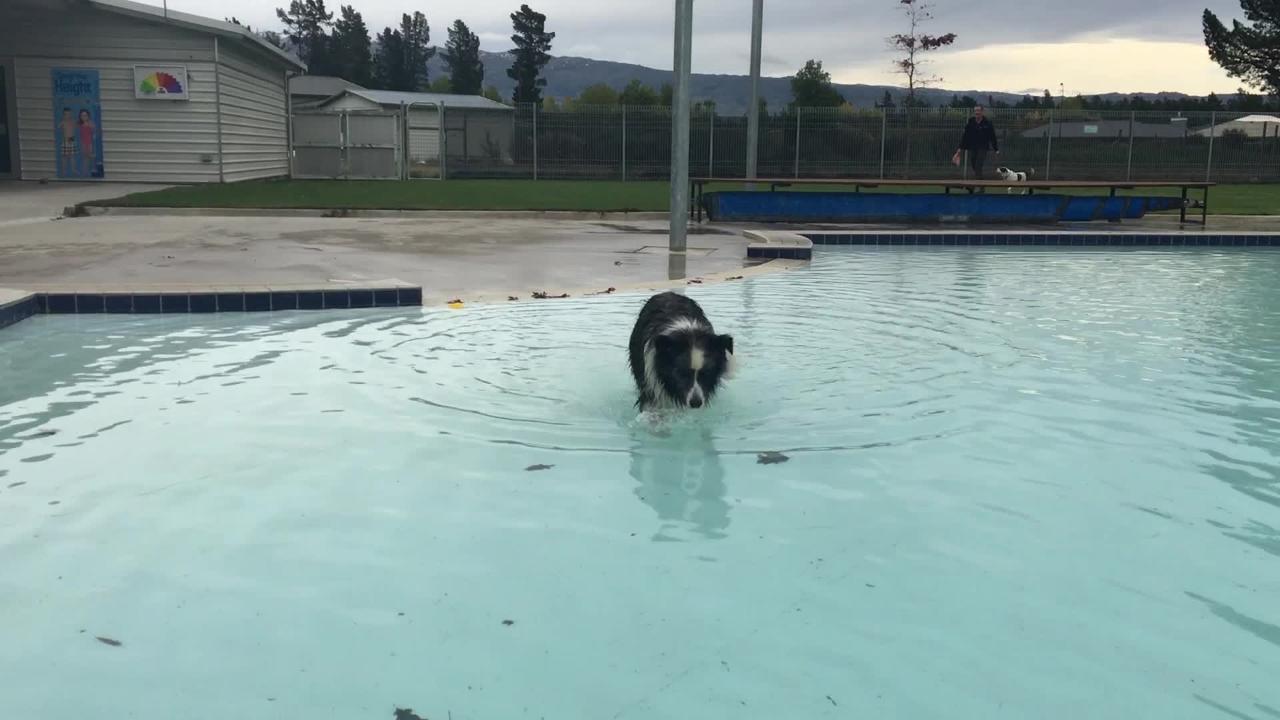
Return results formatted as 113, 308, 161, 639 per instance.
628, 424, 728, 541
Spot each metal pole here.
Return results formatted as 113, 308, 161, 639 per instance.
1126, 110, 1135, 181
1206, 111, 1216, 182
669, 0, 693, 251
621, 105, 627, 181
532, 103, 539, 181
708, 109, 715, 176
745, 0, 763, 179
793, 107, 801, 179
1044, 109, 1053, 181
878, 106, 887, 179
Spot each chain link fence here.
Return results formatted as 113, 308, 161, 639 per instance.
439, 104, 1280, 183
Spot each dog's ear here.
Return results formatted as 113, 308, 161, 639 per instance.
714, 334, 734, 356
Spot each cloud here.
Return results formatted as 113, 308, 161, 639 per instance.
151, 0, 1246, 94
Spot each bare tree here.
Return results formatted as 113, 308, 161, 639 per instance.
889, 0, 956, 107
888, 0, 955, 176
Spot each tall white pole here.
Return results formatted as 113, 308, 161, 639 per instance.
669, 0, 694, 252
745, 0, 763, 180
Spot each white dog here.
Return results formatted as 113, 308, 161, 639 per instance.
996, 166, 1035, 194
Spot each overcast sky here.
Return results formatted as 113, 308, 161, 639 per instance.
144, 0, 1249, 95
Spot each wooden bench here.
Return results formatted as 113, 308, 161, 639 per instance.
689, 178, 1214, 225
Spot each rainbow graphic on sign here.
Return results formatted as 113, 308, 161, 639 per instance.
137, 71, 184, 96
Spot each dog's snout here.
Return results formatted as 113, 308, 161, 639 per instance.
688, 397, 704, 409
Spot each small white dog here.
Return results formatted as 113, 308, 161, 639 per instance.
996, 166, 1036, 194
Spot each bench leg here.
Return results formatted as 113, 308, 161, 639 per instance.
1202, 186, 1209, 226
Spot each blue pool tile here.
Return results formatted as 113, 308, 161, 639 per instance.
217, 293, 245, 312
245, 293, 271, 312
133, 295, 162, 313
104, 294, 133, 313
272, 292, 299, 311
189, 294, 217, 313
398, 288, 423, 306
76, 294, 105, 313
373, 290, 399, 308
298, 292, 324, 310
323, 291, 350, 310
46, 294, 76, 313
35, 294, 48, 313
161, 295, 189, 313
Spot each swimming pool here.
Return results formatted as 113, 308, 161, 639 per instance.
2, 248, 1279, 719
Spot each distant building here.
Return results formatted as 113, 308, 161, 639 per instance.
1020, 120, 1190, 139
309, 89, 515, 175
1, 0, 305, 183
289, 75, 364, 110
1194, 115, 1280, 139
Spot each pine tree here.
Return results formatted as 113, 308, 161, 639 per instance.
507, 4, 555, 104
275, 0, 335, 74
399, 11, 435, 91
443, 20, 485, 95
373, 26, 407, 89
1203, 1, 1280, 95
330, 5, 373, 86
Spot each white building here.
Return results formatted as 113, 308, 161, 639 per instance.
310, 89, 515, 176
0, 0, 305, 183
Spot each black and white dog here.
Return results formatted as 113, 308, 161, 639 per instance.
629, 292, 735, 411
996, 166, 1035, 193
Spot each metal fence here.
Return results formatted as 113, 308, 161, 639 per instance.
438, 104, 1280, 183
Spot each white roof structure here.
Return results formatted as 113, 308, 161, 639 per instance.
85, 0, 305, 70
318, 89, 514, 111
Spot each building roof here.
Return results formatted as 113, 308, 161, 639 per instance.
83, 0, 306, 71
1020, 120, 1188, 138
321, 89, 513, 111
290, 75, 364, 98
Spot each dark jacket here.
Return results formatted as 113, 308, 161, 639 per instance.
959, 117, 999, 152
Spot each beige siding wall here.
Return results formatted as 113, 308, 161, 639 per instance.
216, 42, 289, 181
1, 4, 292, 183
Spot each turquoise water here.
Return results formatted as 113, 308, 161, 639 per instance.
2, 249, 1279, 719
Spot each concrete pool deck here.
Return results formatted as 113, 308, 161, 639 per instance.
0, 213, 776, 306
1, 177, 1276, 319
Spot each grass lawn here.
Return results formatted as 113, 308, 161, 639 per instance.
97, 178, 1280, 216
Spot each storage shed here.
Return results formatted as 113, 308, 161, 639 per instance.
0, 0, 305, 183
311, 89, 515, 174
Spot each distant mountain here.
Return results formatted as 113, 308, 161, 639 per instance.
426, 50, 1201, 113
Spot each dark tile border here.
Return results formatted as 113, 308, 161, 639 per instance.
0, 286, 424, 329
747, 246, 814, 261
0, 296, 39, 331
800, 232, 1280, 247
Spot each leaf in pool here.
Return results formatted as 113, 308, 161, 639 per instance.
757, 451, 790, 465
507, 296, 519, 302
394, 709, 427, 720
525, 464, 554, 472
502, 619, 515, 626
95, 636, 123, 647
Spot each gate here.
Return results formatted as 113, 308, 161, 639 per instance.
291, 110, 402, 179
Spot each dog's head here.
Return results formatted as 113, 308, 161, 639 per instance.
651, 329, 735, 409
996, 166, 1015, 180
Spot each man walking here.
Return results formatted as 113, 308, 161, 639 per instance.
954, 105, 999, 180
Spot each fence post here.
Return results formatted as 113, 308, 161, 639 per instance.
1044, 109, 1054, 181
1206, 111, 1216, 182
532, 103, 539, 181
1126, 111, 1135, 181
708, 109, 715, 177
794, 107, 802, 179
621, 105, 627, 182
879, 107, 887, 179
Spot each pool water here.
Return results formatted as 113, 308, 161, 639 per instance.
2, 249, 1279, 719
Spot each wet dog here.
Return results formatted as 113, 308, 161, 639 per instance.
629, 292, 735, 411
